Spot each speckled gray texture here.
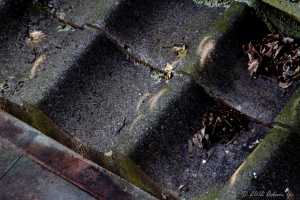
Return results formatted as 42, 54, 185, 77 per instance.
39, 35, 163, 153
0, 140, 22, 178
0, 157, 96, 200
1, 0, 299, 199
196, 5, 300, 124
105, 0, 225, 70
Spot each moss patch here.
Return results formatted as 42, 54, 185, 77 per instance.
214, 85, 300, 199
262, 0, 300, 23
193, 0, 233, 7
255, 2, 300, 38
193, 186, 222, 200
213, 2, 246, 33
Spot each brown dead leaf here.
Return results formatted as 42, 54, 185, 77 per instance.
244, 42, 262, 77
244, 34, 300, 88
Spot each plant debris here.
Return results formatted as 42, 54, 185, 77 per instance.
26, 30, 46, 47
163, 62, 176, 80
192, 104, 249, 150
161, 44, 188, 80
243, 34, 300, 88
172, 44, 188, 59
30, 54, 47, 79
57, 24, 74, 32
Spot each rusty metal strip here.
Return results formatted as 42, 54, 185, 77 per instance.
0, 111, 156, 200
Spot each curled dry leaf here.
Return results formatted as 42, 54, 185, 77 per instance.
191, 104, 248, 150
244, 34, 300, 88
172, 44, 188, 59
26, 30, 46, 47
246, 42, 262, 77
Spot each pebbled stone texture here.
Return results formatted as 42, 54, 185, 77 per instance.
195, 4, 300, 124
211, 88, 300, 200
39, 35, 163, 153
0, 139, 22, 178
1, 0, 299, 199
105, 0, 225, 70
0, 157, 96, 200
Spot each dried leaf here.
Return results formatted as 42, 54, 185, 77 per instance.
283, 37, 294, 44
244, 34, 300, 88
57, 24, 74, 32
279, 81, 293, 89
30, 54, 47, 79
163, 62, 175, 80
248, 58, 260, 76
172, 44, 188, 59
26, 31, 46, 47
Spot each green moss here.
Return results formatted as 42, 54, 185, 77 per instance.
213, 2, 246, 33
215, 126, 290, 199
193, 186, 222, 200
261, 0, 300, 23
193, 0, 233, 7
108, 152, 169, 199
214, 85, 300, 199
255, 2, 300, 38
94, 0, 115, 21
180, 63, 200, 78
233, 126, 288, 175
275, 89, 300, 132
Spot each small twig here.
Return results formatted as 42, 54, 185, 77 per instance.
206, 148, 216, 162
115, 117, 127, 135
224, 119, 233, 128
56, 17, 84, 30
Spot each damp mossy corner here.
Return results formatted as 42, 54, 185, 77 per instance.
193, 0, 233, 7
213, 2, 246, 33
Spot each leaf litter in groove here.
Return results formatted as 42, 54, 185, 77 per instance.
162, 44, 188, 80
190, 103, 249, 152
243, 34, 300, 88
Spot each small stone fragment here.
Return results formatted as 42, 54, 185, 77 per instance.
104, 150, 113, 157
252, 172, 257, 179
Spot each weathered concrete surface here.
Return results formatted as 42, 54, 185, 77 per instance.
0, 0, 26, 15
0, 111, 158, 200
0, 157, 96, 200
0, 97, 171, 200
0, 0, 127, 105
0, 3, 97, 104
38, 35, 163, 153
47, 0, 123, 26
0, 139, 22, 178
261, 0, 300, 23
252, 0, 300, 39
0, 0, 176, 198
198, 87, 300, 200
193, 3, 299, 124
104, 0, 225, 70
1, 0, 297, 199
2, 66, 269, 199
112, 74, 269, 199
